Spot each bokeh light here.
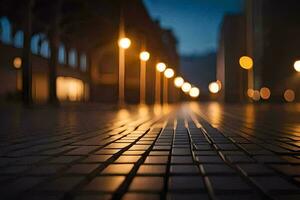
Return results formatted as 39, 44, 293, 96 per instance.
164, 68, 174, 78
156, 62, 166, 72
247, 88, 254, 98
294, 60, 300, 72
13, 57, 22, 69
208, 82, 220, 94
139, 51, 150, 61
174, 77, 184, 88
182, 82, 191, 93
189, 87, 200, 98
118, 37, 131, 49
239, 56, 253, 70
260, 87, 271, 100
284, 89, 295, 102
252, 90, 260, 101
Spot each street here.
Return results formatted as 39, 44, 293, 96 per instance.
0, 103, 299, 200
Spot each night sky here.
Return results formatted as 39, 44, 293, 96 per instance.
144, 0, 244, 55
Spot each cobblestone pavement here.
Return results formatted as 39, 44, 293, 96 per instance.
0, 103, 300, 200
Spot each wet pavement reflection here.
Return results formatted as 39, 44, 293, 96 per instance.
0, 102, 299, 199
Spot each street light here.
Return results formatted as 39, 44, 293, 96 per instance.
294, 60, 300, 72
163, 68, 174, 104
139, 51, 150, 104
239, 56, 253, 70
181, 82, 191, 93
155, 62, 166, 104
189, 87, 200, 98
118, 37, 131, 106
208, 82, 220, 94
174, 76, 184, 88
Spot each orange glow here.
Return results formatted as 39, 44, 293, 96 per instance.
284, 89, 295, 102
189, 87, 200, 98
239, 56, 253, 70
56, 77, 85, 101
118, 37, 131, 49
164, 68, 174, 78
252, 90, 260, 101
174, 77, 184, 88
182, 82, 191, 93
13, 57, 22, 69
208, 82, 220, 94
247, 88, 254, 98
216, 80, 222, 90
156, 62, 166, 72
260, 87, 271, 100
294, 60, 300, 72
140, 51, 150, 61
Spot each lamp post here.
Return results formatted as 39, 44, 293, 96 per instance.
118, 37, 131, 106
239, 56, 254, 100
155, 62, 166, 105
294, 60, 300, 72
163, 68, 174, 104
139, 51, 150, 104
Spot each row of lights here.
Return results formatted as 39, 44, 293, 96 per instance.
118, 37, 200, 106
240, 56, 297, 102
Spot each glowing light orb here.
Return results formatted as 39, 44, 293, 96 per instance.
284, 89, 295, 102
139, 51, 150, 61
156, 62, 166, 72
164, 68, 174, 78
118, 37, 131, 49
13, 57, 22, 69
189, 87, 200, 98
260, 87, 271, 100
239, 56, 253, 70
174, 77, 184, 88
294, 60, 300, 72
208, 82, 220, 94
182, 82, 191, 93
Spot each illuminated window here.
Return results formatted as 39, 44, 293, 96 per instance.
58, 44, 66, 64
68, 49, 77, 67
56, 76, 85, 101
40, 40, 50, 58
14, 31, 24, 48
0, 17, 12, 44
80, 54, 87, 71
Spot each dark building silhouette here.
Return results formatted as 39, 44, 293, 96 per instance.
217, 14, 248, 103
246, 0, 300, 102
0, 0, 179, 104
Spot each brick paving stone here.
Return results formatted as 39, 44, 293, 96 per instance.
122, 193, 160, 200
168, 176, 205, 191
208, 176, 252, 191
83, 176, 125, 192
101, 164, 134, 175
0, 103, 300, 199
137, 164, 166, 175
166, 193, 210, 200
65, 164, 99, 174
129, 176, 164, 192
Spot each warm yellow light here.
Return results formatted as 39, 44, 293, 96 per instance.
189, 87, 200, 98
239, 56, 253, 70
216, 80, 222, 90
252, 90, 260, 101
182, 82, 191, 93
13, 57, 22, 69
56, 76, 84, 101
174, 77, 184, 88
284, 89, 295, 102
156, 62, 166, 72
247, 88, 254, 98
208, 82, 220, 94
164, 68, 174, 78
294, 60, 300, 72
140, 51, 150, 61
260, 87, 271, 100
118, 37, 131, 49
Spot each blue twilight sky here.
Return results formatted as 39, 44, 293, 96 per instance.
143, 0, 244, 55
